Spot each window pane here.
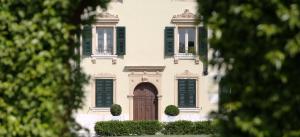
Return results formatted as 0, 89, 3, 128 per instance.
187, 28, 195, 53
95, 79, 113, 107
178, 28, 195, 54
178, 28, 186, 53
96, 27, 113, 54
96, 28, 104, 53
106, 28, 113, 54
178, 79, 196, 108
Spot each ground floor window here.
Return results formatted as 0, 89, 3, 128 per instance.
95, 79, 113, 107
178, 79, 196, 108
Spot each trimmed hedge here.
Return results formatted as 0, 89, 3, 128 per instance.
164, 105, 180, 116
162, 120, 194, 135
94, 121, 163, 136
193, 121, 216, 134
162, 120, 216, 135
95, 120, 216, 136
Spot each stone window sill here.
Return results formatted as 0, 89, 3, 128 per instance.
91, 55, 117, 64
173, 54, 199, 64
179, 107, 201, 112
89, 107, 110, 112
91, 54, 117, 59
174, 54, 196, 60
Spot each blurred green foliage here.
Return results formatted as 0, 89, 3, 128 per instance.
197, 1, 300, 137
0, 0, 109, 136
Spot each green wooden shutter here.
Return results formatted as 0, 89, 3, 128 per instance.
199, 26, 208, 75
82, 25, 92, 56
178, 79, 196, 108
117, 27, 126, 55
178, 79, 186, 107
164, 27, 174, 56
95, 79, 113, 107
187, 79, 196, 107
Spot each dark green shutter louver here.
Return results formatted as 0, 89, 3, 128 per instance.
96, 79, 113, 107
178, 79, 196, 108
164, 27, 174, 56
117, 27, 126, 55
82, 25, 92, 56
199, 26, 208, 75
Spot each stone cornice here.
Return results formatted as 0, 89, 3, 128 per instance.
92, 73, 116, 79
94, 11, 119, 23
124, 66, 165, 72
176, 70, 199, 78
172, 9, 197, 23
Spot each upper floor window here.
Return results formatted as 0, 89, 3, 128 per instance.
81, 12, 126, 59
178, 27, 196, 54
96, 27, 114, 55
165, 9, 208, 75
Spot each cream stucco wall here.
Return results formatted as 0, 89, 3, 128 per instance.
77, 0, 218, 125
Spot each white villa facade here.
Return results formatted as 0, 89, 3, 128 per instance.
76, 0, 218, 132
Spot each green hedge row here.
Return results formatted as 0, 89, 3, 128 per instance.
94, 120, 216, 136
94, 121, 163, 136
162, 120, 216, 135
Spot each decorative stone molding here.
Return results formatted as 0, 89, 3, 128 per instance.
90, 55, 118, 64
141, 76, 148, 82
94, 11, 119, 23
172, 9, 197, 23
96, 11, 118, 19
91, 57, 96, 64
195, 57, 200, 64
112, 58, 117, 64
176, 70, 199, 79
124, 66, 165, 72
92, 73, 116, 79
173, 9, 196, 18
174, 57, 179, 64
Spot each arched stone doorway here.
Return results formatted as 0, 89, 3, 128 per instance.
133, 82, 158, 120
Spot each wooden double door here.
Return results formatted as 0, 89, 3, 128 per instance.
133, 83, 158, 120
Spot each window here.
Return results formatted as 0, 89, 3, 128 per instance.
165, 9, 209, 72
178, 79, 196, 108
178, 27, 196, 54
81, 12, 126, 58
95, 79, 113, 107
96, 27, 114, 55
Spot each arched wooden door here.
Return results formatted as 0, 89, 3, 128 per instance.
133, 82, 158, 120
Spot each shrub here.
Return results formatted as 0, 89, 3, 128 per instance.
162, 120, 194, 135
110, 104, 122, 116
0, 1, 109, 136
193, 121, 216, 135
198, 1, 300, 137
94, 120, 163, 136
164, 105, 179, 116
